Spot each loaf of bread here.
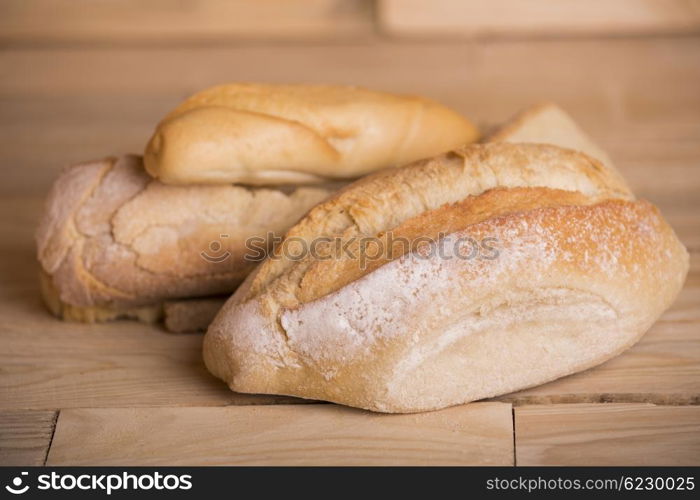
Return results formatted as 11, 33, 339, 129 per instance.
203, 143, 688, 413
36, 155, 333, 324
129, 102, 628, 333
144, 83, 480, 185
486, 102, 630, 191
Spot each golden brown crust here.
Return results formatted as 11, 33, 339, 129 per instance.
144, 83, 480, 185
295, 187, 594, 304
203, 143, 687, 413
245, 142, 632, 300
39, 270, 163, 323
485, 101, 631, 192
41, 267, 225, 331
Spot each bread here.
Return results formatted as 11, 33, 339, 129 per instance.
144, 83, 480, 185
486, 102, 630, 192
203, 143, 688, 413
36, 155, 334, 323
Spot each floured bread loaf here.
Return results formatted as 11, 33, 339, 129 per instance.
203, 143, 688, 413
144, 83, 480, 185
36, 155, 333, 324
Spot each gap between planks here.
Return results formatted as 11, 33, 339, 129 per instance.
515, 403, 700, 466
0, 410, 57, 466
14, 402, 700, 466
44, 403, 515, 466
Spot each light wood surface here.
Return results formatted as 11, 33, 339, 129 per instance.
516, 404, 700, 466
379, 0, 700, 37
0, 8, 698, 464
46, 403, 514, 465
0, 411, 56, 466
0, 200, 305, 409
0, 0, 374, 44
2, 37, 699, 206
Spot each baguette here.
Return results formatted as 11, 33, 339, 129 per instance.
203, 143, 687, 413
36, 155, 333, 323
144, 83, 480, 185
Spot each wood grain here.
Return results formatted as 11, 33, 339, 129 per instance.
46, 403, 514, 465
0, 0, 374, 44
0, 37, 698, 471
0, 411, 56, 466
0, 195, 315, 409
2, 37, 698, 201
515, 404, 700, 465
379, 0, 700, 37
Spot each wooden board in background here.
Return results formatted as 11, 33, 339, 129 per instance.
0, 0, 374, 44
2, 38, 699, 200
379, 0, 700, 38
0, 411, 56, 466
515, 404, 700, 465
46, 403, 514, 465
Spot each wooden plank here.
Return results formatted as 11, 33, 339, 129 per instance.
0, 317, 308, 410
0, 198, 308, 409
0, 0, 374, 44
379, 0, 700, 37
1, 38, 699, 199
0, 411, 56, 466
46, 403, 513, 465
515, 404, 700, 465
498, 254, 700, 406
661, 204, 700, 252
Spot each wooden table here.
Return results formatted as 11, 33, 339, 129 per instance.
1, 4, 699, 466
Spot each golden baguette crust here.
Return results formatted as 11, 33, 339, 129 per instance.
244, 143, 632, 300
36, 155, 333, 313
203, 143, 687, 413
144, 83, 480, 185
295, 188, 592, 304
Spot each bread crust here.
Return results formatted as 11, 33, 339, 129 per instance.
244, 143, 632, 300
203, 143, 688, 413
485, 101, 631, 192
144, 83, 480, 185
36, 155, 333, 314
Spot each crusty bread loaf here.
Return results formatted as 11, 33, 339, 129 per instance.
144, 83, 480, 185
36, 155, 333, 323
486, 102, 630, 191
203, 143, 688, 413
